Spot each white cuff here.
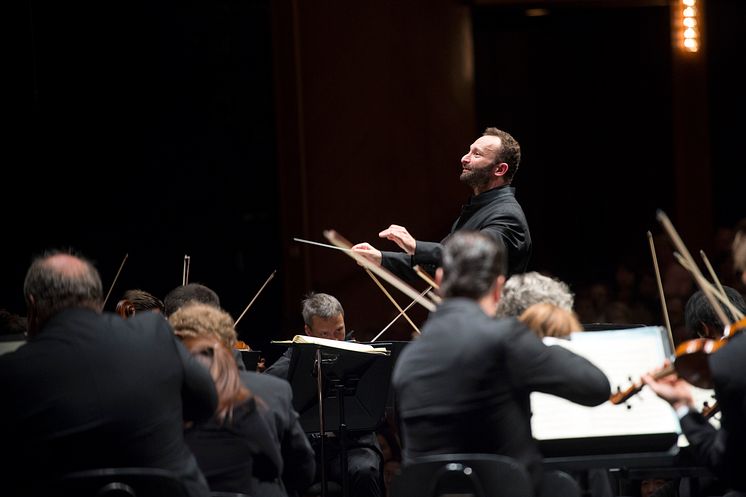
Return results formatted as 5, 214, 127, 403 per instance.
676, 405, 691, 419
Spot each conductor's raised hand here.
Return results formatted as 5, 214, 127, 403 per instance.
350, 242, 383, 267
378, 224, 416, 255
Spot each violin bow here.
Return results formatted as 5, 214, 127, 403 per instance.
674, 253, 743, 321
414, 265, 439, 290
371, 286, 431, 342
182, 255, 191, 286
102, 253, 129, 310
647, 231, 674, 352
700, 250, 727, 299
657, 210, 730, 328
235, 269, 277, 327
323, 230, 437, 313
363, 267, 422, 336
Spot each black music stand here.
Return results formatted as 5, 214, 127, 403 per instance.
286, 342, 393, 497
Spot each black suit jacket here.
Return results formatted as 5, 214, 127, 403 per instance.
392, 298, 610, 492
0, 308, 218, 497
382, 185, 531, 280
240, 369, 316, 497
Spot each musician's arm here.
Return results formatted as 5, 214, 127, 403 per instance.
506, 323, 611, 406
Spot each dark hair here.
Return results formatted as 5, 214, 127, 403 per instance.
440, 231, 506, 299
24, 249, 103, 333
483, 127, 521, 183
301, 292, 344, 326
116, 289, 165, 318
164, 283, 221, 317
684, 287, 746, 337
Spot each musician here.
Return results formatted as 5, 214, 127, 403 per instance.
351, 126, 531, 280
518, 302, 583, 339
643, 325, 746, 496
684, 287, 746, 340
0, 250, 218, 497
115, 288, 165, 318
164, 282, 222, 317
265, 292, 384, 497
392, 231, 610, 497
497, 271, 575, 318
170, 303, 315, 497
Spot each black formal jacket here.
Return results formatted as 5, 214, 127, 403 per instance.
185, 396, 282, 495
0, 308, 218, 497
392, 298, 610, 493
382, 185, 532, 280
679, 331, 746, 492
241, 368, 316, 497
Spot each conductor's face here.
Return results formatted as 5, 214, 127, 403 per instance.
460, 135, 502, 189
305, 314, 346, 341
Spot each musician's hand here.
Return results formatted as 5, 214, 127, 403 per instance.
642, 365, 694, 410
379, 224, 416, 255
351, 243, 383, 267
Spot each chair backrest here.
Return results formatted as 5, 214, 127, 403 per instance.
54, 467, 192, 497
538, 470, 583, 497
390, 453, 534, 497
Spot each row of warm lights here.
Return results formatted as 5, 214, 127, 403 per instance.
682, 0, 699, 52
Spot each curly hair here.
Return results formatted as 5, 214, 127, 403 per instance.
496, 271, 574, 318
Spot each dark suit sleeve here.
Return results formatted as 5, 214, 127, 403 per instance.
505, 326, 611, 406
381, 250, 420, 283
175, 336, 218, 423
679, 411, 727, 477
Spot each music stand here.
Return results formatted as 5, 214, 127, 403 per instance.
287, 342, 393, 497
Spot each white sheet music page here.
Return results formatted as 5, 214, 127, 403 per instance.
530, 326, 681, 441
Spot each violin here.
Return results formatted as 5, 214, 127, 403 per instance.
610, 316, 746, 405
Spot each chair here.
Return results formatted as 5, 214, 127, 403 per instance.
539, 469, 583, 497
54, 467, 192, 497
390, 453, 534, 497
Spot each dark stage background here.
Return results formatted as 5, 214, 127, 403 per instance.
5, 0, 744, 361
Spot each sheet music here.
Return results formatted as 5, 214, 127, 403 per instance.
531, 327, 681, 441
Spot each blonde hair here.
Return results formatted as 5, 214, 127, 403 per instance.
168, 302, 238, 349
519, 302, 583, 339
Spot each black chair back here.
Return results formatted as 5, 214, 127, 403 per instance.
55, 467, 191, 497
390, 453, 533, 497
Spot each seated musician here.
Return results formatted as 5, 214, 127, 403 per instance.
115, 288, 165, 318
264, 292, 384, 497
392, 231, 611, 497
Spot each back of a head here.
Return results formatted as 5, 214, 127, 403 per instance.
169, 302, 238, 349
164, 283, 221, 317
116, 289, 165, 318
497, 271, 574, 318
440, 230, 506, 299
684, 286, 746, 338
301, 292, 344, 325
23, 250, 103, 335
180, 334, 250, 422
519, 302, 584, 339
